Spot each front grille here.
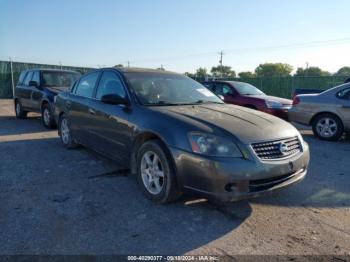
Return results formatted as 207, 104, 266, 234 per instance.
251, 136, 302, 160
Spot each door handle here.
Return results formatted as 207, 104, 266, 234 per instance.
66, 101, 72, 108
88, 108, 96, 115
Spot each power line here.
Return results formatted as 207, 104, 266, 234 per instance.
128, 37, 350, 64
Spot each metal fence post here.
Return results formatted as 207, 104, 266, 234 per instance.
9, 57, 15, 98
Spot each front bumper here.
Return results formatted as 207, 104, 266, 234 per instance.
169, 141, 310, 202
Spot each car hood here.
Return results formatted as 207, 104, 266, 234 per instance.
249, 95, 292, 105
152, 104, 300, 144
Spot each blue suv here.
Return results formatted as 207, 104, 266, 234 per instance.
14, 69, 80, 128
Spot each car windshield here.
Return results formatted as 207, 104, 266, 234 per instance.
125, 72, 224, 106
232, 82, 265, 96
42, 71, 80, 90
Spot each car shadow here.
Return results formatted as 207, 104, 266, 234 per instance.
0, 115, 54, 136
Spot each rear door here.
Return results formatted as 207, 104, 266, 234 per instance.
88, 70, 133, 162
67, 71, 100, 145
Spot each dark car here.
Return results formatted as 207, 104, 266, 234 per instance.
54, 67, 310, 204
14, 69, 80, 128
202, 81, 292, 120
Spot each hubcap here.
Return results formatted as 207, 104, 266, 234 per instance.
316, 117, 337, 138
43, 108, 50, 125
60, 118, 70, 144
16, 103, 21, 115
141, 151, 164, 195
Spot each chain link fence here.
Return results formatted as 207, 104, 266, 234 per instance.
193, 75, 348, 98
0, 60, 93, 98
0, 60, 348, 99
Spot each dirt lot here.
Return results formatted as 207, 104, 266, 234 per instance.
0, 99, 349, 256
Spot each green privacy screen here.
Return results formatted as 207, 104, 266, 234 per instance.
0, 60, 347, 99
0, 60, 92, 98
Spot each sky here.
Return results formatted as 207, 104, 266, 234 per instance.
1, 0, 350, 74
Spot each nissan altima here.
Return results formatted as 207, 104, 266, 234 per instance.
54, 67, 310, 203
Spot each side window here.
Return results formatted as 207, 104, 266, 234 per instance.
31, 71, 40, 84
337, 88, 350, 100
75, 72, 99, 98
222, 84, 233, 95
95, 71, 125, 99
23, 71, 33, 86
18, 71, 27, 85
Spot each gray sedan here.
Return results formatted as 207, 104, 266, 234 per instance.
289, 84, 350, 141
55, 67, 310, 203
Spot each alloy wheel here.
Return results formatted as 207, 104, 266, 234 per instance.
43, 108, 51, 125
60, 118, 70, 144
316, 117, 338, 138
140, 151, 164, 195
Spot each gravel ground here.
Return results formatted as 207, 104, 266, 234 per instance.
0, 99, 349, 257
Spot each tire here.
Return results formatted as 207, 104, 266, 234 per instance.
41, 104, 56, 129
15, 100, 28, 119
58, 114, 79, 149
136, 140, 181, 204
312, 113, 343, 141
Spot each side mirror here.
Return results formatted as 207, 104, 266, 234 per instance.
28, 80, 39, 87
101, 94, 129, 105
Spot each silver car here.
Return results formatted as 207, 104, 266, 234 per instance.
289, 84, 350, 141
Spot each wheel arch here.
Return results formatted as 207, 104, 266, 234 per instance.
130, 131, 177, 177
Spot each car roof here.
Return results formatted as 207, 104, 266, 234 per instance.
203, 80, 244, 85
25, 68, 80, 74
102, 67, 180, 75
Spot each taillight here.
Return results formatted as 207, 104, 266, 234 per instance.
293, 96, 300, 105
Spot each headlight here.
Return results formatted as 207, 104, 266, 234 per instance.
265, 100, 283, 109
188, 132, 242, 157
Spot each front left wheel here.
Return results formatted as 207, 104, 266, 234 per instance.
136, 140, 181, 204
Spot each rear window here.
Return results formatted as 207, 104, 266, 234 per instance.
41, 71, 80, 90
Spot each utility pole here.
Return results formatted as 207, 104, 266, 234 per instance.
9, 57, 15, 98
127, 61, 130, 68
218, 51, 224, 78
306, 62, 309, 77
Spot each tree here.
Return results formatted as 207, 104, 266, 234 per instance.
335, 66, 350, 76
184, 72, 195, 78
210, 65, 236, 78
294, 67, 331, 77
255, 63, 293, 77
238, 71, 256, 78
114, 64, 124, 68
195, 67, 209, 79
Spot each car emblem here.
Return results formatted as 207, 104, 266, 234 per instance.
279, 142, 289, 155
